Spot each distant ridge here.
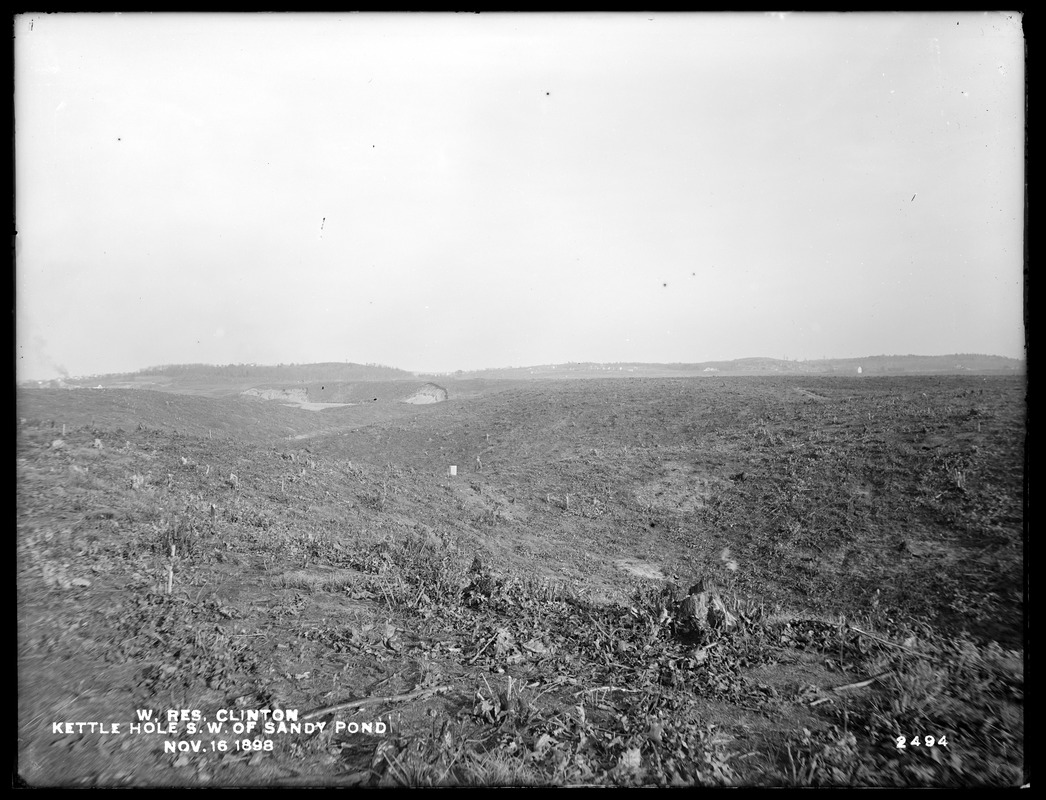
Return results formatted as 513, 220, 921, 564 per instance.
138, 361, 416, 382
20, 354, 1024, 390
422, 354, 1024, 380
23, 362, 416, 396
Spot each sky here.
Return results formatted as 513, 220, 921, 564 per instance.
15, 12, 1026, 380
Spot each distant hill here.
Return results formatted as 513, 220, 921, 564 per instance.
31, 362, 417, 396
21, 354, 1024, 394
427, 354, 1024, 380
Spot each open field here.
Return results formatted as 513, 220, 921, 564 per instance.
16, 375, 1025, 787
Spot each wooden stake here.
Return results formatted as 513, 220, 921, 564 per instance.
167, 545, 175, 594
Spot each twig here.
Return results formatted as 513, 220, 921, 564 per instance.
467, 631, 501, 665
831, 671, 894, 693
573, 686, 646, 697
375, 578, 395, 612
846, 624, 945, 663
530, 677, 574, 703
366, 675, 394, 693
301, 685, 453, 720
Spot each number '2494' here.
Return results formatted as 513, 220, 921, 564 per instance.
896, 735, 948, 749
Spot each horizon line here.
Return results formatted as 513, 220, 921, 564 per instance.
19, 352, 1027, 383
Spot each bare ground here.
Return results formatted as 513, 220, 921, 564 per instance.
16, 375, 1026, 787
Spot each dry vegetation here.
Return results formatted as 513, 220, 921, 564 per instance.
16, 375, 1025, 787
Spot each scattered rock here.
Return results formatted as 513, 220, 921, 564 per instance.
676, 578, 737, 636
51, 439, 65, 449
646, 721, 664, 745
464, 555, 501, 604
688, 576, 716, 595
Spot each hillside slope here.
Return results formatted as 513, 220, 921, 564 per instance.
16, 375, 1025, 787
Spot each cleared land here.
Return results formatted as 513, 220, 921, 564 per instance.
16, 375, 1025, 787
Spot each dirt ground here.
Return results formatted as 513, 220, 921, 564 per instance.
16, 375, 1026, 787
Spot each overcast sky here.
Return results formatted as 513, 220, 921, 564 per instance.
15, 12, 1025, 380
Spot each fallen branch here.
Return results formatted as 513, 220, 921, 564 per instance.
831, 671, 894, 693
302, 685, 453, 721
846, 625, 949, 664
573, 686, 646, 697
